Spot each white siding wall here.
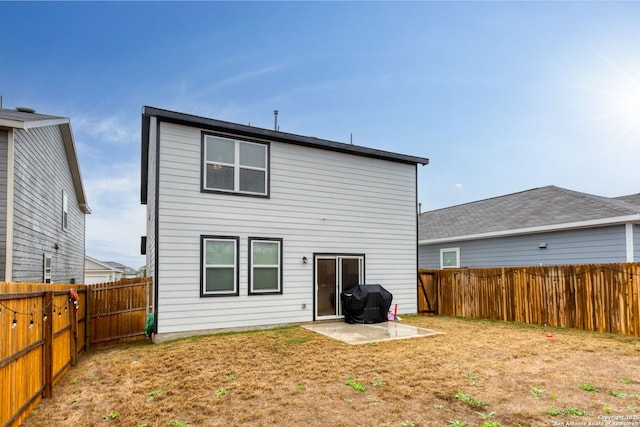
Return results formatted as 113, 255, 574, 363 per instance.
154, 122, 418, 336
145, 117, 157, 284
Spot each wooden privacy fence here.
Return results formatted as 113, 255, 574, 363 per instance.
0, 277, 152, 427
419, 262, 640, 337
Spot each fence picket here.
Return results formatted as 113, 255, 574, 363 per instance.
419, 263, 640, 337
1, 277, 152, 427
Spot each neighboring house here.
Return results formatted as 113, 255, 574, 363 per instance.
0, 106, 90, 283
84, 256, 138, 284
141, 106, 429, 341
419, 186, 640, 269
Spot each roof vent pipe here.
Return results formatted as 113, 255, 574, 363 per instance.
273, 109, 279, 131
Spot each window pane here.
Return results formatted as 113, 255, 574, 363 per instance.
442, 251, 457, 267
239, 142, 266, 168
253, 241, 278, 265
253, 268, 278, 291
206, 267, 235, 292
206, 164, 234, 190
206, 240, 235, 265
239, 168, 265, 193
206, 137, 235, 163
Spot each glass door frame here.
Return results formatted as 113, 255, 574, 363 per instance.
313, 254, 365, 320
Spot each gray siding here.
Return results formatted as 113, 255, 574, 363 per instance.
419, 225, 628, 269
0, 130, 7, 278
12, 125, 85, 283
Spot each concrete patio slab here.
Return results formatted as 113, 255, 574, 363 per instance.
302, 321, 444, 345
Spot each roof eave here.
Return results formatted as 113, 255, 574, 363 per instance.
60, 122, 91, 214
141, 106, 429, 165
0, 117, 70, 130
419, 214, 640, 245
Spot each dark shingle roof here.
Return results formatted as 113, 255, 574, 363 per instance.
419, 186, 640, 241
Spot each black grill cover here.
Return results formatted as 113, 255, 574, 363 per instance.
341, 284, 393, 324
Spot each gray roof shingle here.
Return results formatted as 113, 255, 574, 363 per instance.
419, 186, 640, 241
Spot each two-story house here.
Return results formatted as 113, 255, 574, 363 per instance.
0, 106, 90, 283
141, 106, 428, 341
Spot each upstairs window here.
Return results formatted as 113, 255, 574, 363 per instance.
203, 134, 268, 196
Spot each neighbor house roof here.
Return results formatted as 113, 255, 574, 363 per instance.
0, 107, 91, 214
419, 186, 640, 244
140, 106, 429, 204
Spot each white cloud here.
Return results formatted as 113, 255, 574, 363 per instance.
72, 113, 139, 146
84, 165, 146, 269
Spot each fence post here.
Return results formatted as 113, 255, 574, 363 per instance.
42, 291, 53, 398
70, 294, 78, 366
85, 286, 91, 352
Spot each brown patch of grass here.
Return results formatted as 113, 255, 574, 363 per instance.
22, 316, 640, 426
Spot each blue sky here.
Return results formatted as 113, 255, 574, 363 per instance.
2, 1, 640, 269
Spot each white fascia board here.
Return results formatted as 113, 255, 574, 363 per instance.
419, 214, 640, 245
0, 119, 26, 129
0, 117, 69, 129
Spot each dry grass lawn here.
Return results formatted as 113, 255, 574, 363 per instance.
23, 315, 640, 427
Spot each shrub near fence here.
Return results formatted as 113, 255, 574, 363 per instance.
420, 262, 640, 337
0, 277, 152, 427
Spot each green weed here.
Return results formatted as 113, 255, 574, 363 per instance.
371, 380, 386, 387
475, 411, 496, 420
297, 385, 306, 391
168, 420, 188, 427
102, 412, 119, 420
448, 421, 468, 427
70, 377, 80, 384
454, 392, 488, 407
146, 389, 164, 402
565, 407, 590, 416
226, 374, 237, 380
345, 376, 367, 392
546, 407, 590, 416
530, 386, 545, 399
215, 388, 226, 397
608, 390, 629, 398
579, 384, 598, 392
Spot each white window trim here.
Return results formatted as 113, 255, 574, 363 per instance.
440, 247, 460, 269
249, 238, 282, 295
203, 134, 268, 196
201, 236, 239, 297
